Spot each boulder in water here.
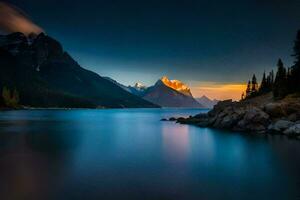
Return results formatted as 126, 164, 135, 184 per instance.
268, 120, 294, 133
283, 124, 300, 137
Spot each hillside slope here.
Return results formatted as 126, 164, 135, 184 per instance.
0, 32, 158, 108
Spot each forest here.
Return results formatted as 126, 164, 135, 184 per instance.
242, 30, 300, 100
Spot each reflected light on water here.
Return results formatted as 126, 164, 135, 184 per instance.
0, 109, 300, 199
162, 124, 189, 163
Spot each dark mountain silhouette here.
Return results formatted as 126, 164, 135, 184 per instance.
0, 32, 158, 108
103, 76, 131, 92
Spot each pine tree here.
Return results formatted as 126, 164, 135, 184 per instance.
265, 71, 274, 92
269, 70, 274, 90
246, 80, 251, 97
273, 59, 288, 99
251, 74, 258, 95
291, 30, 300, 92
259, 71, 267, 94
292, 30, 300, 67
287, 67, 293, 94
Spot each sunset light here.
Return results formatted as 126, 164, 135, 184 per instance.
0, 1, 300, 199
191, 82, 246, 101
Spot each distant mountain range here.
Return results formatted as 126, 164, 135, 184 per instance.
0, 32, 158, 108
0, 32, 216, 109
106, 76, 203, 108
196, 96, 219, 108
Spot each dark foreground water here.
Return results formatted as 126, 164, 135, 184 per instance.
0, 109, 299, 200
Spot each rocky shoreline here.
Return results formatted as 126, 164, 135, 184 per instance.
164, 93, 300, 138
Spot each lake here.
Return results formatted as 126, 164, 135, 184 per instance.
0, 109, 299, 200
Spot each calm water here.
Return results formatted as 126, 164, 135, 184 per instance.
0, 109, 300, 200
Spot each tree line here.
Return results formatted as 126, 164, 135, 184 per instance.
242, 30, 300, 100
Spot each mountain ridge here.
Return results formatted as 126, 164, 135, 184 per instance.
122, 77, 203, 108
0, 32, 159, 108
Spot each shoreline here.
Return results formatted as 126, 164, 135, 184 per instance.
166, 93, 300, 139
0, 106, 209, 111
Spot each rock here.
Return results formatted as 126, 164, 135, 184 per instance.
172, 94, 300, 136
218, 111, 228, 118
208, 116, 217, 125
197, 120, 211, 127
235, 107, 270, 132
268, 120, 294, 133
264, 100, 300, 120
216, 99, 233, 107
264, 103, 286, 118
282, 102, 300, 115
161, 118, 167, 121
283, 124, 300, 137
177, 117, 185, 121
236, 120, 267, 132
194, 113, 208, 119
177, 117, 202, 124
218, 113, 241, 129
288, 113, 298, 122
169, 117, 177, 121
243, 107, 269, 124
208, 99, 233, 117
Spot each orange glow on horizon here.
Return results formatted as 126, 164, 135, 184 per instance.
191, 82, 246, 101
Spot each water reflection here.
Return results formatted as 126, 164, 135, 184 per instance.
0, 109, 299, 200
162, 123, 189, 163
0, 111, 86, 200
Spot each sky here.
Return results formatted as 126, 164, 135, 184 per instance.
1, 0, 300, 100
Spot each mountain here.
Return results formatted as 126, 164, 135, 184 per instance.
133, 82, 147, 91
160, 76, 193, 97
103, 77, 131, 92
196, 95, 219, 108
105, 76, 202, 107
104, 78, 147, 97
0, 32, 158, 108
127, 82, 147, 96
134, 77, 203, 108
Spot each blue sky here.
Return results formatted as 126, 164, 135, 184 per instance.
2, 0, 300, 99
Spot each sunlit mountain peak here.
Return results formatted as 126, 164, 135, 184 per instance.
160, 76, 192, 97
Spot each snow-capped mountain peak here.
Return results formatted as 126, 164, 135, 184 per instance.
134, 82, 147, 91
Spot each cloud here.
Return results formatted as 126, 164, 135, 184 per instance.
0, 2, 43, 36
